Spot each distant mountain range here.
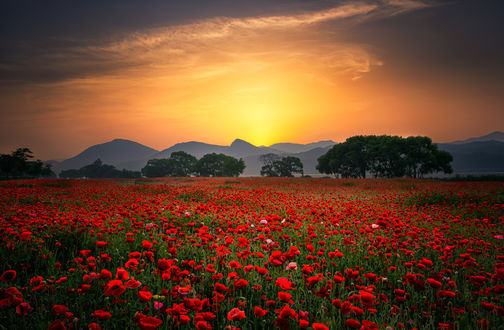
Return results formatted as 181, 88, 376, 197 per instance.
47, 132, 504, 176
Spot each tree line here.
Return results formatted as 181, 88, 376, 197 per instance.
60, 159, 141, 179
2, 135, 453, 180
260, 154, 304, 177
317, 135, 453, 178
141, 152, 245, 177
0, 148, 54, 180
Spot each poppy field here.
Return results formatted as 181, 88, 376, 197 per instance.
1, 177, 503, 330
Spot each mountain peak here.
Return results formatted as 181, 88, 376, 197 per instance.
451, 131, 504, 144
230, 139, 255, 147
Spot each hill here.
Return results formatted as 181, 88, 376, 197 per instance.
52, 139, 158, 173
48, 132, 504, 176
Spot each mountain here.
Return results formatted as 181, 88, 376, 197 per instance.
268, 140, 336, 153
48, 132, 504, 177
437, 140, 504, 173
52, 139, 158, 173
450, 131, 504, 144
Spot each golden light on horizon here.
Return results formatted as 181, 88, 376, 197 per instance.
1, 1, 502, 160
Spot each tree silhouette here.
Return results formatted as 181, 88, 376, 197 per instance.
317, 135, 453, 178
0, 148, 54, 180
261, 156, 304, 177
194, 153, 245, 177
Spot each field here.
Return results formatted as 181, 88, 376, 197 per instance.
1, 178, 503, 330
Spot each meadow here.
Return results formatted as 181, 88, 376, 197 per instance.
0, 177, 503, 330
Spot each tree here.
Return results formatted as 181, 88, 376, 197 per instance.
222, 156, 246, 177
141, 152, 197, 177
60, 159, 141, 179
317, 135, 453, 178
194, 153, 245, 177
166, 151, 198, 177
260, 153, 281, 177
141, 159, 171, 178
261, 156, 304, 177
0, 148, 54, 180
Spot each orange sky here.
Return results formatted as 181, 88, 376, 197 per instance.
1, 1, 502, 159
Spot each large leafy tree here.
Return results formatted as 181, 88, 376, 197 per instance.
141, 152, 198, 177
141, 159, 171, 178
165, 151, 198, 177
259, 153, 281, 177
195, 153, 245, 177
261, 156, 304, 177
0, 148, 54, 180
317, 135, 453, 178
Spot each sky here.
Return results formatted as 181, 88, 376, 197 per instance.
1, 0, 503, 160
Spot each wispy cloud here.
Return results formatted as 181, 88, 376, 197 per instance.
0, 0, 437, 85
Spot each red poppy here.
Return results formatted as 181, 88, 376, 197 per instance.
254, 306, 268, 317
16, 302, 33, 316
137, 315, 163, 330
234, 279, 248, 289
278, 291, 292, 302
138, 290, 153, 303
345, 319, 361, 328
0, 270, 16, 282
48, 319, 66, 330
93, 309, 111, 320
104, 280, 126, 296
227, 308, 245, 321
52, 304, 69, 315
196, 321, 212, 330
313, 323, 329, 330
361, 320, 379, 330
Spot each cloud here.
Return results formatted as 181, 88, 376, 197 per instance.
0, 0, 437, 85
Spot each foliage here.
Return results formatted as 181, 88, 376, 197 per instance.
260, 156, 304, 177
142, 152, 198, 178
142, 152, 244, 178
60, 159, 141, 178
0, 148, 54, 180
317, 135, 453, 178
194, 153, 245, 177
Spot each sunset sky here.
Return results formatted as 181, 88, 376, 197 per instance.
1, 0, 503, 160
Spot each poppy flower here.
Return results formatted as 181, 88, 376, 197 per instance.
0, 270, 16, 282
345, 319, 361, 328
96, 241, 107, 248
138, 290, 153, 303
227, 308, 245, 321
196, 321, 212, 330
136, 315, 163, 330
285, 262, 298, 270
16, 302, 33, 316
48, 319, 66, 330
234, 279, 248, 289
361, 320, 379, 330
52, 305, 69, 315
125, 277, 142, 289
93, 309, 111, 320
254, 306, 268, 317
427, 278, 442, 289
278, 291, 292, 302
104, 280, 126, 296
313, 323, 329, 330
